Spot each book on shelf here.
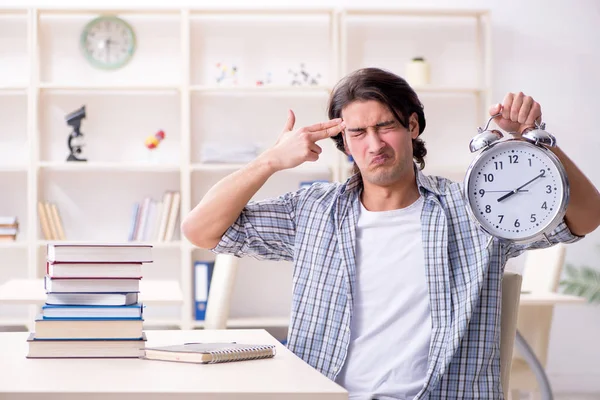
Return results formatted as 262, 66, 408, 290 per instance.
129, 190, 180, 242
0, 215, 19, 241
26, 332, 147, 359
38, 201, 65, 241
194, 260, 214, 321
143, 342, 277, 364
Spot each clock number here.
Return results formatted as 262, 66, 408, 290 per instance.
530, 214, 537, 223
514, 219, 520, 228
494, 161, 503, 170
546, 185, 552, 194
485, 205, 491, 213
498, 215, 504, 224
540, 169, 546, 177
479, 189, 485, 197
483, 173, 494, 183
541, 201, 547, 210
528, 158, 532, 167
509, 155, 519, 164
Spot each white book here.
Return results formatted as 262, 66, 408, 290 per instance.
48, 263, 142, 278
45, 292, 139, 306
47, 243, 153, 263
44, 276, 140, 293
0, 216, 17, 226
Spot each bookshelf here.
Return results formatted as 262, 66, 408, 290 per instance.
0, 6, 491, 330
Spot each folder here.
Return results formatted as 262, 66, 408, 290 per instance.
194, 261, 214, 321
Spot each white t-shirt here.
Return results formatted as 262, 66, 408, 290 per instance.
335, 196, 431, 400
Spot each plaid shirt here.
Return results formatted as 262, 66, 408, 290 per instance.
212, 166, 581, 399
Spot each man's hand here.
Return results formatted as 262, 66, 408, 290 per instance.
488, 92, 542, 135
262, 110, 345, 172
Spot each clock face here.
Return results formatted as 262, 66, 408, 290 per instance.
465, 140, 568, 243
80, 16, 136, 70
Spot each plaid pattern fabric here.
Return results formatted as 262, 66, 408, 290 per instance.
212, 166, 581, 399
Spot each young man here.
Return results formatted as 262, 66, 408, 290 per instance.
182, 68, 600, 399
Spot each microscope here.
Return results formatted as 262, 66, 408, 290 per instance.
65, 106, 87, 162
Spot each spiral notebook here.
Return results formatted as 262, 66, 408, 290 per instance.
142, 342, 276, 364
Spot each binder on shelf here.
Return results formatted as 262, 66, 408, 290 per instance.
194, 260, 214, 321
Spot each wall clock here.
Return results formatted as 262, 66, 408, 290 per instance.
80, 15, 136, 70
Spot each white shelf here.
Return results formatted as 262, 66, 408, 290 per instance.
0, 86, 27, 94
343, 8, 488, 17
0, 279, 183, 306
0, 5, 491, 331
414, 86, 486, 94
190, 85, 331, 95
0, 241, 28, 249
0, 165, 28, 172
191, 163, 331, 175
36, 8, 182, 15
36, 240, 182, 249
192, 317, 289, 329
38, 83, 180, 94
38, 161, 181, 173
0, 318, 29, 327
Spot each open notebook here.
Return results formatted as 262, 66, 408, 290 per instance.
143, 342, 276, 364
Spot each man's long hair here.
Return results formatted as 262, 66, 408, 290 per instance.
327, 67, 427, 172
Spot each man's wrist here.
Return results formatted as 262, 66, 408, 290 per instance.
254, 150, 282, 175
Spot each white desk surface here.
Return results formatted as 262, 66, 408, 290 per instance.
519, 292, 586, 306
0, 329, 347, 400
0, 279, 183, 305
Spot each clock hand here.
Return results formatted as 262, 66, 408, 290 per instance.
497, 172, 545, 202
484, 190, 529, 193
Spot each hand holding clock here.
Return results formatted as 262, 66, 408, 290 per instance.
488, 92, 542, 135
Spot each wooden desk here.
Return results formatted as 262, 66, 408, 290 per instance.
0, 329, 347, 400
0, 279, 183, 305
519, 291, 586, 306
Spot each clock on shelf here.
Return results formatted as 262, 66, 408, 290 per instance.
80, 15, 136, 70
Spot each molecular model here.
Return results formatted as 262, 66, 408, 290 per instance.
215, 62, 239, 85
145, 130, 166, 150
288, 63, 321, 86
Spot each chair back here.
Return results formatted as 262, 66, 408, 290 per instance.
521, 243, 566, 293
501, 271, 523, 393
513, 243, 567, 367
203, 254, 240, 330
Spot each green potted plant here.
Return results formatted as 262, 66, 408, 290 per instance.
559, 245, 600, 303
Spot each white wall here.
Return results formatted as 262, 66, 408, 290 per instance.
3, 0, 600, 394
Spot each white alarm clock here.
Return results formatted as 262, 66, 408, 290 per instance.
464, 113, 569, 244
80, 15, 136, 70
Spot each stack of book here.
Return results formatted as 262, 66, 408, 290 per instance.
26, 243, 153, 359
0, 216, 19, 241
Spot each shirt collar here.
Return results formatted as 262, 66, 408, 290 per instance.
339, 163, 445, 197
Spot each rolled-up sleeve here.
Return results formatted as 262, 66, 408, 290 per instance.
504, 218, 584, 259
210, 190, 304, 262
